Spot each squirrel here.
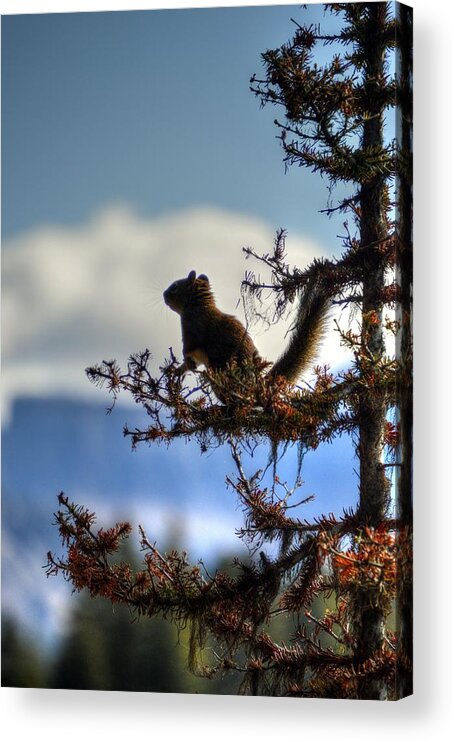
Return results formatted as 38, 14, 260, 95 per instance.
163, 270, 330, 385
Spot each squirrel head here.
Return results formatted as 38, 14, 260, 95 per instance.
163, 270, 213, 314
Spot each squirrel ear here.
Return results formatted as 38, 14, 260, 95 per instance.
187, 270, 196, 283
197, 273, 209, 283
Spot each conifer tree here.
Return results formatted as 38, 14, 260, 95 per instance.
46, 3, 412, 700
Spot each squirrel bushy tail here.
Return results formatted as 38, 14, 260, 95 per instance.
268, 274, 331, 383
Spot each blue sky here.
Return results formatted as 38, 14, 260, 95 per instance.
2, 4, 347, 245
3, 3, 357, 415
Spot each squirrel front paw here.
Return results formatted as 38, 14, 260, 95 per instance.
176, 356, 198, 376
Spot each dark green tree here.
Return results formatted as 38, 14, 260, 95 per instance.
47, 3, 412, 700
51, 592, 192, 693
51, 599, 111, 691
50, 543, 234, 694
1, 616, 47, 689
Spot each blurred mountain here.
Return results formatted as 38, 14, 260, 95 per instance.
2, 394, 242, 546
2, 394, 358, 532
2, 395, 220, 507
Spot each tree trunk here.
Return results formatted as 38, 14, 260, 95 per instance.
355, 2, 391, 700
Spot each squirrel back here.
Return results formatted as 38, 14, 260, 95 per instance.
163, 270, 329, 382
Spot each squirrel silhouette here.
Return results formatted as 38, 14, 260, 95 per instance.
163, 270, 330, 383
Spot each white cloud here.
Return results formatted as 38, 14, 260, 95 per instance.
2, 203, 352, 421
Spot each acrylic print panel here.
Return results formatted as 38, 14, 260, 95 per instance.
2, 2, 412, 699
